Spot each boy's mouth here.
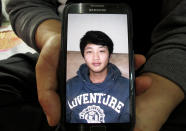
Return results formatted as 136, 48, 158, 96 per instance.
92, 62, 101, 66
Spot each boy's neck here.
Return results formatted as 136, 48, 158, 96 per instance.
89, 68, 108, 84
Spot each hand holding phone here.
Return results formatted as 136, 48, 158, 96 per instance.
59, 3, 134, 131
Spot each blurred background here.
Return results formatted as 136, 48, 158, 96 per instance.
0, 0, 9, 27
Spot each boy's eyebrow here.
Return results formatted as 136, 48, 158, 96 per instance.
85, 47, 93, 50
85, 45, 107, 50
99, 46, 107, 49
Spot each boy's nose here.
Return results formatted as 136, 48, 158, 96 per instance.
93, 52, 100, 60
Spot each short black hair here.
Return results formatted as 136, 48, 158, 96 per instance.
80, 31, 114, 57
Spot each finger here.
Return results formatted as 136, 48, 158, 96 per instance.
36, 52, 61, 126
36, 61, 61, 126
135, 75, 152, 95
133, 128, 142, 131
38, 88, 61, 126
134, 54, 146, 70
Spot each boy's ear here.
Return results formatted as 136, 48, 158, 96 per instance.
109, 54, 112, 59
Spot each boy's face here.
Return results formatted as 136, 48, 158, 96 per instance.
84, 43, 110, 74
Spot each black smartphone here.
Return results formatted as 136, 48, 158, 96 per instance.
59, 3, 135, 131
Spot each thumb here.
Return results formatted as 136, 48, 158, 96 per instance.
135, 75, 152, 95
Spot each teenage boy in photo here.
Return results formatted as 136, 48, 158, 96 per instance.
66, 31, 130, 123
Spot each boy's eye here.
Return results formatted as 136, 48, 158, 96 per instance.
86, 51, 92, 54
100, 50, 105, 53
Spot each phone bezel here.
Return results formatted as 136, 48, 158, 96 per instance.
59, 3, 135, 130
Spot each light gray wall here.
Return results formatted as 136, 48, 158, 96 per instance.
67, 14, 129, 54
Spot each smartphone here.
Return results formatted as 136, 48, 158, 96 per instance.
59, 3, 135, 131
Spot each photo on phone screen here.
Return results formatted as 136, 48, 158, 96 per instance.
65, 12, 132, 124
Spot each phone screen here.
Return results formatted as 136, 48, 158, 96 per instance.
62, 4, 134, 125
